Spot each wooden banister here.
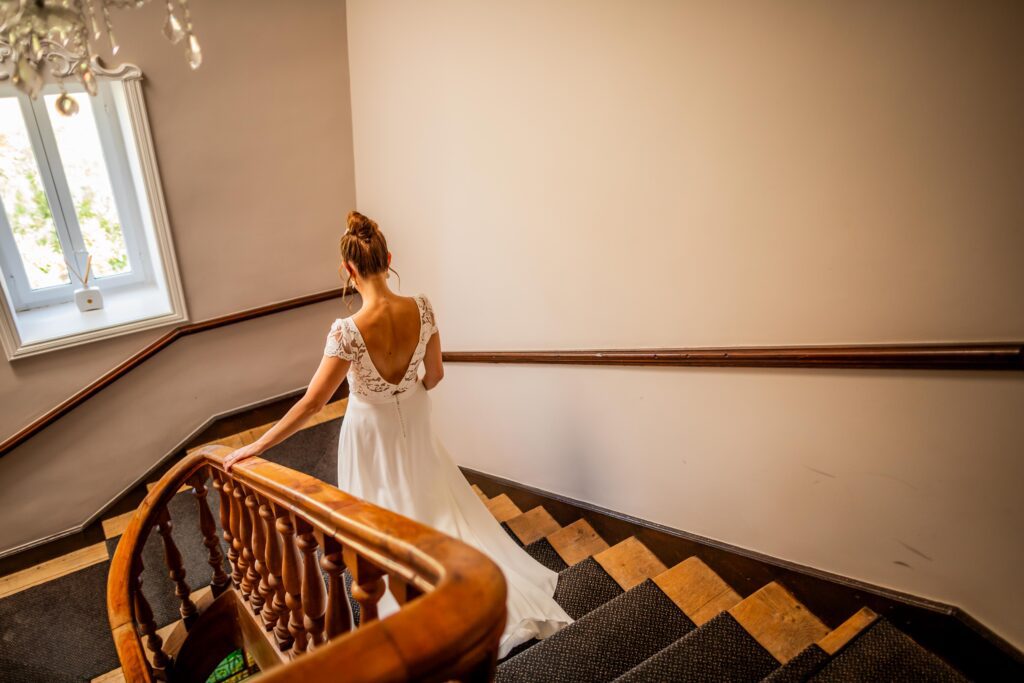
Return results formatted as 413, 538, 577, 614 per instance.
107, 444, 506, 682
443, 342, 1024, 370
0, 286, 351, 459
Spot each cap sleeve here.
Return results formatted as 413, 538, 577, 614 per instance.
324, 319, 356, 360
419, 295, 438, 337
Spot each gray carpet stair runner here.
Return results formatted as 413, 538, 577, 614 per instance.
496, 519, 972, 682
809, 618, 967, 682
523, 537, 569, 573
613, 611, 780, 682
553, 557, 624, 620
496, 579, 695, 682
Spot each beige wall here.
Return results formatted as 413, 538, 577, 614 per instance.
0, 1, 356, 551
346, 0, 1024, 646
0, 0, 356, 439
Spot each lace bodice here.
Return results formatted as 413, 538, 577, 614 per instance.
324, 294, 437, 403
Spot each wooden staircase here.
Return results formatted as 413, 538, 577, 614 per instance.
474, 487, 968, 682
89, 402, 976, 682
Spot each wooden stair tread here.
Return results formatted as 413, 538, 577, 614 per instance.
653, 556, 741, 625
506, 506, 561, 545
471, 484, 488, 501
547, 519, 609, 566
0, 542, 109, 599
485, 493, 523, 522
594, 537, 668, 590
818, 607, 879, 655
729, 582, 830, 663
101, 510, 136, 539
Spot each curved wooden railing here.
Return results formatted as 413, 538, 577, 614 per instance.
108, 444, 507, 682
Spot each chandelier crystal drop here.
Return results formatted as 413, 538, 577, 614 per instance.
0, 0, 201, 112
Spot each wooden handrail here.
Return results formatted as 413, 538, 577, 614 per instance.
0, 287, 351, 459
8, 284, 1015, 459
443, 342, 1024, 370
108, 444, 506, 682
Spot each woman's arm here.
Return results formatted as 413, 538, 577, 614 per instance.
422, 331, 444, 390
224, 354, 350, 471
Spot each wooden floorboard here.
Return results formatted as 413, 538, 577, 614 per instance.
0, 542, 109, 599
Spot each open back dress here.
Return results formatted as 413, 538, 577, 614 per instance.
324, 294, 571, 656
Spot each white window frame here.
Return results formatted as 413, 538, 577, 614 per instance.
0, 62, 187, 359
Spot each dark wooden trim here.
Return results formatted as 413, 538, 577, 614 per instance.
444, 342, 1024, 370
0, 287, 351, 458
462, 467, 1024, 682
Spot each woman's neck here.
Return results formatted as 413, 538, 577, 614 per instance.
356, 274, 392, 306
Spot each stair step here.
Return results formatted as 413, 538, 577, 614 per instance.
486, 494, 523, 523
613, 611, 780, 682
496, 579, 695, 682
506, 506, 561, 545
523, 538, 570, 573
594, 537, 668, 591
553, 557, 625, 620
817, 607, 878, 655
471, 484, 487, 501
728, 582, 830, 664
653, 556, 741, 626
812, 618, 967, 681
547, 519, 610, 566
763, 608, 879, 682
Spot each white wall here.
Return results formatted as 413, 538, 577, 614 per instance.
346, 0, 1024, 646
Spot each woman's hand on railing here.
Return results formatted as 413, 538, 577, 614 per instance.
224, 442, 263, 472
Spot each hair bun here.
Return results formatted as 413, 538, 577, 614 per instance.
346, 211, 379, 241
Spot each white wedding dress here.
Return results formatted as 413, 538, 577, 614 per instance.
324, 294, 571, 657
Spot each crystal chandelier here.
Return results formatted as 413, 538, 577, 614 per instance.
0, 1, 200, 112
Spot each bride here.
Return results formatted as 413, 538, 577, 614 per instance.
224, 211, 571, 656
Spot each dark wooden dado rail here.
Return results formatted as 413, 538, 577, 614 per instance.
3, 288, 1019, 460
443, 343, 1024, 370
0, 287, 351, 458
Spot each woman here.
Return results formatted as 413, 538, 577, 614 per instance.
224, 211, 570, 656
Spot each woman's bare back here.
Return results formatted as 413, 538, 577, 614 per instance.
350, 295, 424, 385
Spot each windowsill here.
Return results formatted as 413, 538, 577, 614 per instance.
4, 281, 186, 359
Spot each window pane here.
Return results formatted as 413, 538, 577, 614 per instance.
44, 92, 131, 278
0, 97, 70, 289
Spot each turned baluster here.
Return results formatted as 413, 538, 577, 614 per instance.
214, 472, 239, 588
133, 555, 171, 676
316, 531, 352, 640
156, 507, 197, 623
226, 477, 247, 589
245, 490, 268, 615
296, 517, 327, 649
276, 505, 307, 657
233, 480, 255, 600
343, 547, 386, 625
190, 470, 229, 596
258, 496, 283, 633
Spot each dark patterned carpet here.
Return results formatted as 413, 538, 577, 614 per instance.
496, 579, 695, 683
614, 611, 779, 682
